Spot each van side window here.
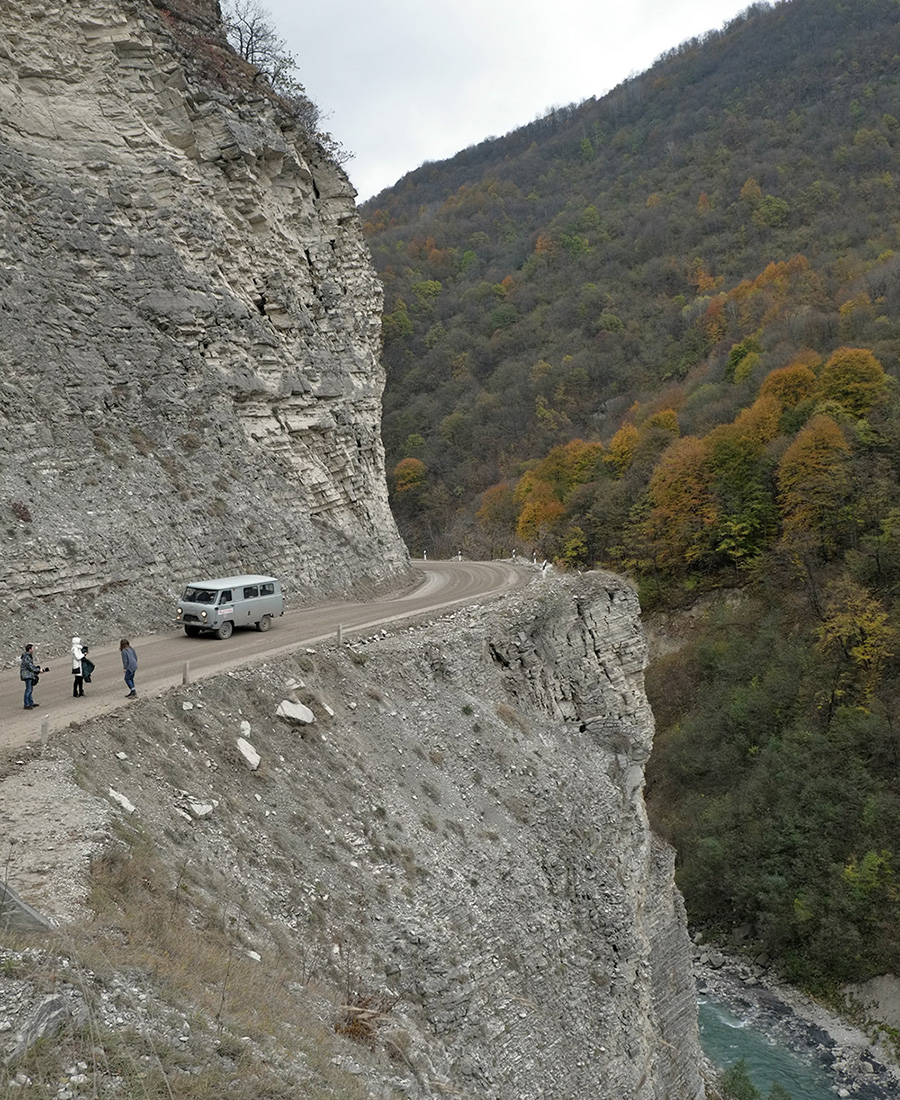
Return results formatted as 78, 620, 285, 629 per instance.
260, 582, 275, 596
219, 590, 232, 603
243, 585, 259, 599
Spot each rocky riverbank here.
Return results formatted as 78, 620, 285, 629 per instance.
694, 945, 900, 1098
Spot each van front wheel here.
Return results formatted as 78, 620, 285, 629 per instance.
256, 615, 272, 632
184, 625, 201, 637
216, 620, 234, 640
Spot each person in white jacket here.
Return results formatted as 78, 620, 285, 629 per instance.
71, 636, 86, 698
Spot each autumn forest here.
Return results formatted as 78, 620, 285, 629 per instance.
361, 0, 900, 995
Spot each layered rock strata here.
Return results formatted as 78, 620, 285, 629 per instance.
0, 0, 407, 645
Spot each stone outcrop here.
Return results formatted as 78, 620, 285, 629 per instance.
0, 0, 408, 646
0, 570, 706, 1099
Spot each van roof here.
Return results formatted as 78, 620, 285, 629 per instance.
184, 575, 279, 588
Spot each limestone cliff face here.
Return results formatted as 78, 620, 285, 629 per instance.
0, 0, 407, 642
0, 571, 705, 1099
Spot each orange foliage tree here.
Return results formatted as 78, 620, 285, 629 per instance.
642, 436, 719, 571
727, 256, 821, 331
731, 394, 783, 443
514, 471, 566, 542
511, 440, 604, 545
392, 457, 426, 493
776, 415, 851, 558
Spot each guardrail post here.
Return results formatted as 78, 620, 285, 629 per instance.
183, 661, 191, 685
337, 623, 343, 645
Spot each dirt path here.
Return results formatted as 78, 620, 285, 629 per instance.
2, 560, 528, 751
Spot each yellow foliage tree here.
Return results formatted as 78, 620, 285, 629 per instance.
644, 408, 680, 435
604, 422, 640, 476
815, 575, 897, 702
817, 346, 887, 416
759, 361, 818, 408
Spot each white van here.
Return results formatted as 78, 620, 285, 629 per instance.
176, 574, 284, 639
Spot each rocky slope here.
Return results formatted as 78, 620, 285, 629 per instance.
0, 0, 408, 651
0, 570, 705, 1099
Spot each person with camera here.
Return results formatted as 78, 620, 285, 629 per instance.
20, 643, 49, 710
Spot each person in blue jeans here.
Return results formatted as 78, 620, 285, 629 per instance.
120, 638, 138, 697
20, 643, 48, 709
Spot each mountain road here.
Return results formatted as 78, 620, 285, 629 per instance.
1, 560, 529, 751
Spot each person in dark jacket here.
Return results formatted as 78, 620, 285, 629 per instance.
20, 643, 48, 710
120, 638, 138, 697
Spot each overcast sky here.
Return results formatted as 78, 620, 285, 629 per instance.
263, 1, 764, 201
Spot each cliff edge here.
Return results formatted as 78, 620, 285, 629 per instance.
0, 570, 705, 1099
0, 0, 408, 648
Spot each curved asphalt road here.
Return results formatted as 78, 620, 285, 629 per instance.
2, 560, 528, 751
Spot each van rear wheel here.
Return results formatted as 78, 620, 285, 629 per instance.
216, 621, 234, 640
256, 615, 272, 632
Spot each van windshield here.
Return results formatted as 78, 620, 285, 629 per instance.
182, 587, 217, 604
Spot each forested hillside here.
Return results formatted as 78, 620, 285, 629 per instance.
362, 0, 900, 995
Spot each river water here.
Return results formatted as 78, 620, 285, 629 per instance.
695, 961, 899, 1100
699, 995, 837, 1099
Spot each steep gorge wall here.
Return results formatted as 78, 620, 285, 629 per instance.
1, 571, 705, 1099
0, 0, 407, 646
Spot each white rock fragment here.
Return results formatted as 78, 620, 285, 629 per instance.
240, 719, 251, 737
236, 738, 260, 770
108, 788, 135, 814
182, 701, 194, 711
189, 802, 214, 819
115, 751, 127, 760
246, 950, 261, 961
276, 699, 315, 724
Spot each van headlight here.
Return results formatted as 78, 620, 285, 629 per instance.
176, 608, 183, 620
201, 610, 208, 620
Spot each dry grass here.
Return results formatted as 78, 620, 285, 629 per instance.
495, 702, 529, 732
0, 828, 371, 1100
335, 991, 398, 1050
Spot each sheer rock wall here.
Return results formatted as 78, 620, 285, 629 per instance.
0, 0, 407, 646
